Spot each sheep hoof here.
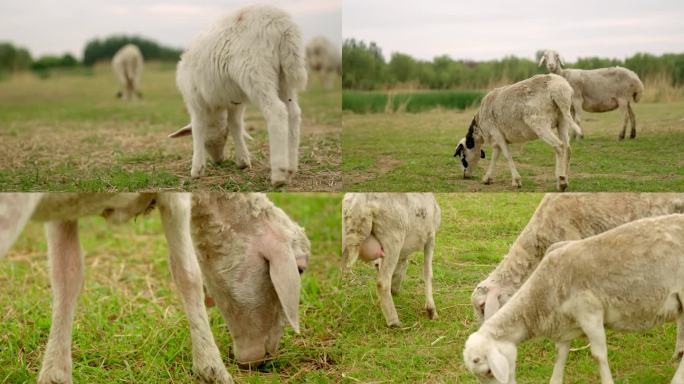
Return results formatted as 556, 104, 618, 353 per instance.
672, 350, 684, 361
191, 165, 206, 179
426, 306, 439, 320
512, 179, 522, 188
618, 133, 625, 140
557, 177, 568, 192
236, 160, 251, 169
387, 320, 403, 328
37, 368, 72, 384
630, 132, 636, 139
194, 362, 233, 384
482, 176, 492, 185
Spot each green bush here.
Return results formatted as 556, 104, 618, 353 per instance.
343, 90, 484, 113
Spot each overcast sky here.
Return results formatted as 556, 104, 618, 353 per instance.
344, 0, 684, 62
0, 0, 340, 58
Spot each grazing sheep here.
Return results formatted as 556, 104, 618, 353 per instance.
464, 214, 684, 384
170, 5, 308, 186
0, 192, 309, 384
539, 50, 644, 140
473, 193, 684, 324
305, 36, 341, 89
112, 44, 143, 101
453, 74, 582, 191
342, 193, 440, 327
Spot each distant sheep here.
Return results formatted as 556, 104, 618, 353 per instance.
472, 193, 684, 324
464, 214, 684, 384
112, 44, 143, 100
454, 74, 582, 191
342, 193, 440, 327
306, 36, 341, 89
170, 5, 307, 186
540, 50, 644, 140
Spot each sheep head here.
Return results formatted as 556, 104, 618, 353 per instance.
539, 50, 565, 74
454, 117, 485, 178
464, 331, 517, 384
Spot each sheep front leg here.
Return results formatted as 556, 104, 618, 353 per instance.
189, 112, 208, 178
577, 311, 614, 384
550, 341, 570, 384
423, 234, 438, 320
498, 141, 522, 188
376, 236, 403, 327
253, 94, 290, 186
281, 89, 301, 181
482, 145, 500, 185
391, 253, 409, 296
157, 194, 233, 384
570, 97, 584, 139
38, 220, 83, 384
227, 104, 251, 169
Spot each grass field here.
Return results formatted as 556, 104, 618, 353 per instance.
1, 193, 680, 383
0, 64, 341, 192
342, 90, 484, 114
343, 100, 684, 191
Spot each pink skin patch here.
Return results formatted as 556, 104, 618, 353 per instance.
204, 285, 215, 307
359, 234, 384, 261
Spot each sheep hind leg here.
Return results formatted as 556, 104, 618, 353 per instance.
498, 141, 522, 188
628, 103, 636, 139
376, 235, 403, 327
279, 84, 301, 182
423, 234, 438, 320
674, 318, 684, 384
38, 220, 83, 384
391, 252, 409, 296
617, 100, 630, 140
227, 104, 251, 169
537, 129, 567, 191
481, 145, 500, 185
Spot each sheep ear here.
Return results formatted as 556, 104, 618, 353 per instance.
465, 118, 477, 149
265, 246, 301, 333
0, 193, 42, 260
538, 55, 546, 67
557, 53, 565, 67
454, 143, 464, 157
168, 124, 192, 138
487, 347, 510, 383
480, 149, 485, 159
483, 289, 500, 320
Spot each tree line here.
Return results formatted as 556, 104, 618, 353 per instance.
342, 39, 684, 90
0, 36, 182, 74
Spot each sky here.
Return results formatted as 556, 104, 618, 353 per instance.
0, 0, 341, 58
344, 0, 684, 62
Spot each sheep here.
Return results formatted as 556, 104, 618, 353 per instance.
169, 5, 308, 186
305, 36, 341, 89
464, 214, 684, 384
0, 192, 309, 384
453, 74, 582, 191
112, 44, 143, 101
342, 193, 440, 327
539, 50, 644, 140
472, 193, 684, 324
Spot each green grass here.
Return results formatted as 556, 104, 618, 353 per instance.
0, 65, 341, 192
342, 90, 484, 113
343, 100, 684, 191
1, 193, 680, 382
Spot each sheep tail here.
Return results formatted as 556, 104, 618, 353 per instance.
632, 79, 644, 103
552, 87, 583, 137
342, 194, 372, 270
279, 25, 308, 91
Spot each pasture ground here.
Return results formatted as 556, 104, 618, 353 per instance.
0, 64, 341, 192
1, 193, 679, 383
342, 101, 684, 191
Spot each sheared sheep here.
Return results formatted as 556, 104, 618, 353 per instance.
0, 192, 309, 384
464, 214, 684, 384
342, 193, 440, 327
305, 36, 341, 89
112, 44, 143, 101
170, 5, 308, 186
472, 193, 684, 324
453, 74, 582, 191
539, 50, 644, 140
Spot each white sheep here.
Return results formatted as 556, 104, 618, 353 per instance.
170, 5, 308, 186
0, 192, 309, 383
305, 36, 341, 89
539, 50, 644, 140
453, 74, 582, 191
464, 214, 684, 384
473, 193, 684, 324
342, 193, 440, 327
112, 44, 143, 101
